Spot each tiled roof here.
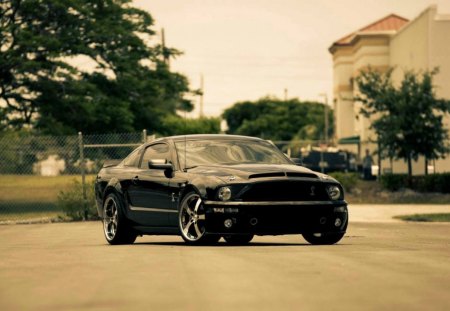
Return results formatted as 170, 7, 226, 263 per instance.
334, 14, 409, 45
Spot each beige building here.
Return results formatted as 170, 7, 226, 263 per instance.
329, 5, 450, 174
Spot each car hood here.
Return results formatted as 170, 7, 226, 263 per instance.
187, 164, 319, 181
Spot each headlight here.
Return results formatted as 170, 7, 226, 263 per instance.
327, 185, 341, 200
218, 187, 232, 201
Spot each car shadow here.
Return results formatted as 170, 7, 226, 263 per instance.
132, 241, 351, 247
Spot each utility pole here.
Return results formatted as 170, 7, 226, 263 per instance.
199, 74, 204, 118
284, 88, 288, 101
161, 28, 169, 68
318, 93, 329, 174
319, 93, 329, 144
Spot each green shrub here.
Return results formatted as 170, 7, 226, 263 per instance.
380, 174, 408, 191
57, 179, 98, 220
380, 173, 450, 193
329, 172, 358, 193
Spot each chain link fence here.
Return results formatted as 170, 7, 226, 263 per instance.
0, 133, 358, 223
0, 130, 150, 224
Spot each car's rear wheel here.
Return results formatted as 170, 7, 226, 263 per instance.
302, 232, 345, 245
223, 234, 254, 245
103, 193, 137, 245
179, 192, 218, 245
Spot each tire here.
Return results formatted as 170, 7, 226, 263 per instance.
178, 191, 215, 245
103, 192, 137, 245
223, 234, 254, 245
302, 232, 345, 245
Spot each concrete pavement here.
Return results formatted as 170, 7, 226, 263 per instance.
0, 206, 450, 311
350, 204, 450, 222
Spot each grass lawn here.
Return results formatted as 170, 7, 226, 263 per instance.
394, 213, 450, 222
0, 175, 95, 222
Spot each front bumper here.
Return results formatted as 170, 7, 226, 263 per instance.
203, 200, 348, 235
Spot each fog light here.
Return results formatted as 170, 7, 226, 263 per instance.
224, 219, 233, 228
334, 206, 347, 213
335, 218, 342, 227
250, 218, 258, 226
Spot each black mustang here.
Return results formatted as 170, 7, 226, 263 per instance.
95, 134, 348, 245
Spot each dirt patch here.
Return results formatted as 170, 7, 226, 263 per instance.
346, 180, 450, 204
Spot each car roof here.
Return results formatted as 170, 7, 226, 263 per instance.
151, 134, 264, 144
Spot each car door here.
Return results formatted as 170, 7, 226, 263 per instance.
166, 171, 189, 226
127, 143, 173, 227
117, 146, 143, 203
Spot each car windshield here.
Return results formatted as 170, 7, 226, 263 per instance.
175, 139, 291, 169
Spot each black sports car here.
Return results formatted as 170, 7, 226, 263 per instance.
95, 134, 348, 245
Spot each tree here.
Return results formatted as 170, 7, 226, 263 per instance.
0, 0, 193, 134
355, 67, 450, 177
222, 97, 333, 141
160, 115, 220, 136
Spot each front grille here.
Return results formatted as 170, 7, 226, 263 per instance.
239, 181, 329, 201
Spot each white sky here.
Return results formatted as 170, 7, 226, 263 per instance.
133, 0, 450, 117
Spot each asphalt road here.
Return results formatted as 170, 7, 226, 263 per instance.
1, 206, 450, 311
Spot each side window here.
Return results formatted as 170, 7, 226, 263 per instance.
122, 147, 142, 167
140, 143, 170, 169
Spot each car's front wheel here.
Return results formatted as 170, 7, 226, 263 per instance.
302, 232, 345, 245
179, 192, 219, 245
103, 193, 137, 245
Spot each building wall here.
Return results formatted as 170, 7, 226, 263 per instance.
390, 8, 429, 75
332, 47, 354, 140
389, 6, 450, 174
352, 41, 391, 144
430, 10, 450, 172
332, 5, 450, 174
387, 9, 430, 175
333, 38, 391, 142
333, 36, 391, 163
430, 11, 450, 99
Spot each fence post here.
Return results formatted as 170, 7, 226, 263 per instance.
78, 132, 88, 220
377, 140, 381, 179
142, 129, 147, 143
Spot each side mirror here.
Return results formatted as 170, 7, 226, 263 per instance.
290, 158, 303, 166
148, 159, 174, 178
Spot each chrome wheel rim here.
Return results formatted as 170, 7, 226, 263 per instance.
179, 194, 206, 241
103, 197, 118, 241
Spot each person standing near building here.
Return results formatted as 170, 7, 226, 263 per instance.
363, 149, 373, 180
